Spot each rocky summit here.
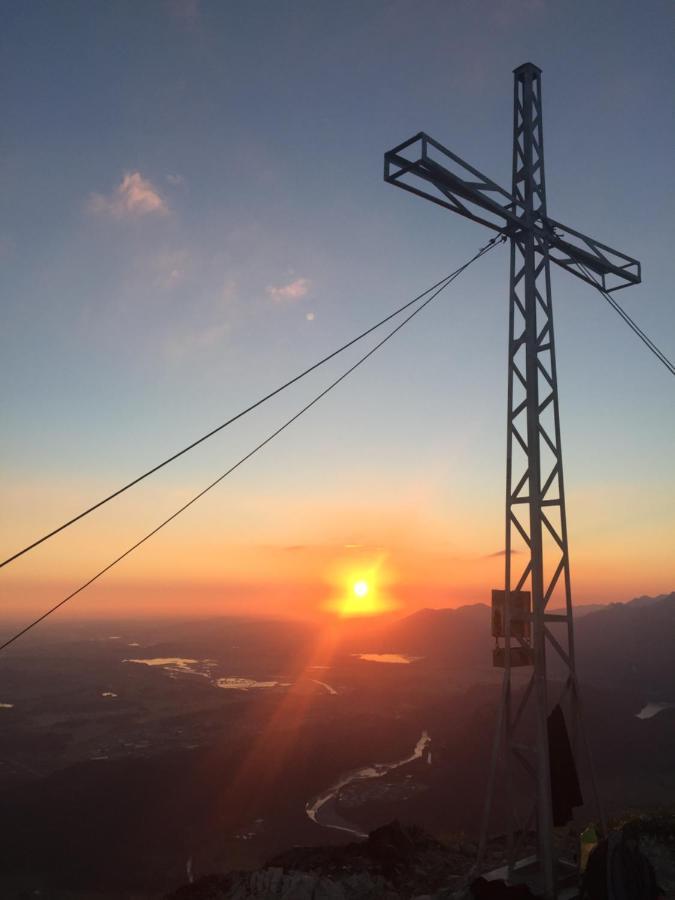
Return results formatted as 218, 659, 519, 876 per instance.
165, 820, 520, 900
166, 814, 675, 900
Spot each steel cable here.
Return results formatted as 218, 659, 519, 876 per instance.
576, 262, 674, 377
0, 236, 503, 652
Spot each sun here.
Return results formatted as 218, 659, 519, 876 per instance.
323, 558, 399, 618
353, 580, 368, 598
335, 576, 381, 617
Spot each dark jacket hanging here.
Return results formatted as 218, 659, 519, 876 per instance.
547, 703, 583, 826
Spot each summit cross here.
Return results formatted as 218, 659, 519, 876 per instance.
384, 62, 640, 899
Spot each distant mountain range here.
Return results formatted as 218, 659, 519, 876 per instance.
573, 591, 675, 695
353, 592, 675, 697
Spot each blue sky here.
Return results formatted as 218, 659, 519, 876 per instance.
1, 0, 673, 617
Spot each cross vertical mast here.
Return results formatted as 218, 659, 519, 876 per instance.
506, 61, 557, 896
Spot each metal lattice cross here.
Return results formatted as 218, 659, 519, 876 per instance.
384, 62, 640, 899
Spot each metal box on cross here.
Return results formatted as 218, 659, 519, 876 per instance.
492, 589, 533, 668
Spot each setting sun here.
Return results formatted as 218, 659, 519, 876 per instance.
323, 561, 399, 618
353, 580, 369, 598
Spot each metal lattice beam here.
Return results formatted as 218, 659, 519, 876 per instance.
384, 131, 641, 292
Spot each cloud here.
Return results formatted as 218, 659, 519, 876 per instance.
266, 277, 311, 301
305, 311, 315, 321
484, 549, 522, 559
166, 173, 185, 186
89, 172, 169, 219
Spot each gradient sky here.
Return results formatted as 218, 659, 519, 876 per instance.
1, 0, 673, 623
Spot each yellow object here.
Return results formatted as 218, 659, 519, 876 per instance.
580, 825, 599, 872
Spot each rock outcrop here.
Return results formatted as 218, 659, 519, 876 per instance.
166, 821, 475, 899
166, 813, 675, 900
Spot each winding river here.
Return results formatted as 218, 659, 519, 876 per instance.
636, 701, 675, 720
306, 730, 431, 837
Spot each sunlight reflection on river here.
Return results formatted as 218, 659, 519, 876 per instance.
306, 730, 431, 837
123, 658, 290, 690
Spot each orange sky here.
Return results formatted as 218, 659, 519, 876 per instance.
1, 2, 673, 637
1, 470, 672, 623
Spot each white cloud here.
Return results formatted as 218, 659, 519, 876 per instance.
89, 172, 169, 219
305, 311, 315, 321
266, 277, 311, 301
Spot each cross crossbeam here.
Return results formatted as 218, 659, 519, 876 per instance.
385, 133, 641, 293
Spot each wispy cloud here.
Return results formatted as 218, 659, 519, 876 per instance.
266, 277, 311, 301
484, 548, 522, 559
88, 172, 169, 219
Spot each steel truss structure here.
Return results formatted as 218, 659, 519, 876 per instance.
384, 63, 640, 898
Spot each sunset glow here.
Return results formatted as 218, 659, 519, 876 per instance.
338, 577, 381, 616
0, 3, 671, 630
0, 7, 673, 897
353, 580, 368, 598
339, 593, 381, 617
327, 564, 397, 618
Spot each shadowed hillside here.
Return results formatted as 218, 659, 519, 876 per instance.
0, 594, 672, 896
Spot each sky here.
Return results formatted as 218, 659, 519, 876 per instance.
1, 0, 673, 625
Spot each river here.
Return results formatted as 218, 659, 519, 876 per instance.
305, 730, 431, 838
636, 701, 675, 720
